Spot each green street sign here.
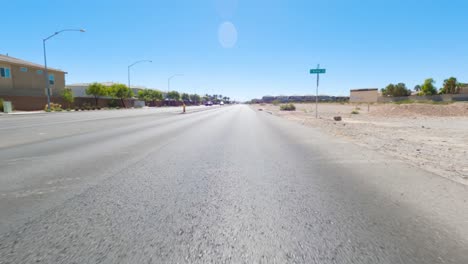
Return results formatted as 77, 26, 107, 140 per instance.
310, 69, 326, 74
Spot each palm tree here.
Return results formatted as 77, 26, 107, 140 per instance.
441, 77, 460, 94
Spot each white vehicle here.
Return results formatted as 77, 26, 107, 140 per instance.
220, 101, 224, 105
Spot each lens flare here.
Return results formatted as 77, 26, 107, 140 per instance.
218, 21, 238, 48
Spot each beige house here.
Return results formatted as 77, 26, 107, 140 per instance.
350, 88, 379, 103
0, 54, 66, 96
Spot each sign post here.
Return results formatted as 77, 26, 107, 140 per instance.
309, 65, 326, 118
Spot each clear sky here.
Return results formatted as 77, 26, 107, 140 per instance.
2, 0, 468, 101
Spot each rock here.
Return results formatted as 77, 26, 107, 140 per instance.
333, 116, 342, 121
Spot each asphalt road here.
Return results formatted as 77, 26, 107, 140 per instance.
0, 105, 467, 263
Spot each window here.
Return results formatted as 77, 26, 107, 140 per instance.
36, 69, 43, 75
0, 67, 11, 78
49, 74, 55, 85
20, 67, 28, 72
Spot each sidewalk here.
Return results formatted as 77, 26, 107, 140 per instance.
8, 111, 46, 115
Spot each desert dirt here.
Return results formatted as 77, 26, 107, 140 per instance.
253, 102, 468, 185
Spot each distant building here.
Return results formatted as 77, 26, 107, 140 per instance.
277, 96, 289, 103
258, 94, 349, 103
262, 95, 275, 103
350, 88, 379, 103
0, 54, 66, 96
288, 95, 306, 102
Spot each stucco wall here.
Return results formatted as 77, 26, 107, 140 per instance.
350, 90, 379, 103
0, 95, 137, 111
378, 94, 468, 103
0, 63, 65, 96
0, 63, 14, 91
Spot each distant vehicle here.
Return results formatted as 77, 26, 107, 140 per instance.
205, 101, 213, 106
220, 101, 224, 105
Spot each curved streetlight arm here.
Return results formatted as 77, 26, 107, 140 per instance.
43, 28, 85, 111
128, 60, 152, 69
168, 74, 184, 82
167, 74, 184, 98
128, 60, 152, 89
44, 29, 85, 41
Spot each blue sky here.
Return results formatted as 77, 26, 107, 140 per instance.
3, 0, 468, 101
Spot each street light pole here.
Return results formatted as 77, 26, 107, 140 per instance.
167, 74, 183, 96
316, 64, 319, 119
43, 29, 85, 111
43, 40, 50, 111
127, 60, 152, 89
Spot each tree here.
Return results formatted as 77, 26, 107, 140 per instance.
414, 85, 421, 92
181, 93, 190, 102
419, 78, 437, 95
137, 89, 163, 103
109, 83, 133, 108
190, 94, 201, 104
86, 82, 108, 106
167, 91, 181, 101
137, 89, 162, 105
381, 83, 411, 97
61, 88, 74, 109
149, 90, 163, 104
440, 77, 460, 94
137, 89, 153, 105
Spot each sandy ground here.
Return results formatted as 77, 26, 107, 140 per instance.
254, 102, 468, 185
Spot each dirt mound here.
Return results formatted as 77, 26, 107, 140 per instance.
369, 103, 468, 117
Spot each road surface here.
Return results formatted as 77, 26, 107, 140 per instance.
0, 105, 467, 263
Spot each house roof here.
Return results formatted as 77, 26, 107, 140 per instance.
0, 54, 66, 73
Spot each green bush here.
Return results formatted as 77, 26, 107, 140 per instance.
61, 88, 74, 108
351, 110, 359, 114
0, 98, 3, 112
280, 103, 296, 111
272, 100, 281, 106
108, 99, 119, 108
81, 102, 92, 110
